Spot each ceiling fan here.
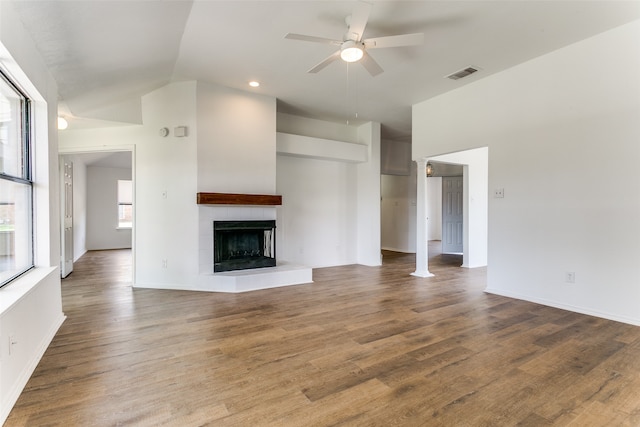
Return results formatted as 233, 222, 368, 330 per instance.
285, 1, 423, 77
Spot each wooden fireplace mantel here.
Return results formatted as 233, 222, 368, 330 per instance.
196, 192, 282, 206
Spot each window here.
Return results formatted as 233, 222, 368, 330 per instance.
117, 179, 132, 228
0, 69, 33, 288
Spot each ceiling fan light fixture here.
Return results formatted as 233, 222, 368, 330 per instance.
340, 40, 364, 62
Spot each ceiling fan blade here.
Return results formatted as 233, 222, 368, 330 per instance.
347, 1, 371, 41
285, 33, 341, 45
308, 50, 341, 73
364, 33, 424, 49
360, 51, 383, 77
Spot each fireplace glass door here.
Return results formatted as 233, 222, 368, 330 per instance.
214, 220, 276, 272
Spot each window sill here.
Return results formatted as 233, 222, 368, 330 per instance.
116, 227, 132, 231
0, 266, 57, 314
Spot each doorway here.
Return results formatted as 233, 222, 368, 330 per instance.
414, 147, 488, 277
58, 148, 135, 284
426, 162, 464, 256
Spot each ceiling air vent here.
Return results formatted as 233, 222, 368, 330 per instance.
446, 66, 479, 80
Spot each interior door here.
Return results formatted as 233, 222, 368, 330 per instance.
61, 160, 73, 277
442, 176, 463, 254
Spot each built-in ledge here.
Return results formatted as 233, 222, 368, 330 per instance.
197, 192, 282, 206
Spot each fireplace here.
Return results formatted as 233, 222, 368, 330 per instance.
214, 220, 276, 272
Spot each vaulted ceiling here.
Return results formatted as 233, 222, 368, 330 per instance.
10, 1, 640, 140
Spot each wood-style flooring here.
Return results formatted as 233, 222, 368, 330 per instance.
6, 245, 640, 426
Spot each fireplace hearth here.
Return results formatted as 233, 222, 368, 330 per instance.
214, 220, 276, 272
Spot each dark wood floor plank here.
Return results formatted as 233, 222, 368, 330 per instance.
5, 244, 640, 426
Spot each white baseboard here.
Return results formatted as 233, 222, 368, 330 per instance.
484, 287, 640, 327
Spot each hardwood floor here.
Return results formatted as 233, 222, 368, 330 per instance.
6, 245, 640, 426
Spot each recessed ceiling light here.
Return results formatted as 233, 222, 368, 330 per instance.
249, 81, 260, 88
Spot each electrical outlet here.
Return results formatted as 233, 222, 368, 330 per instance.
494, 188, 505, 198
9, 334, 17, 355
162, 259, 168, 269
565, 272, 575, 283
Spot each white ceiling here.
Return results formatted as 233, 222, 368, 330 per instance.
10, 1, 640, 140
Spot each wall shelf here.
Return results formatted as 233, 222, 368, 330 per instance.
196, 192, 282, 206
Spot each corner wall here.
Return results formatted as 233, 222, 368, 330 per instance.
413, 20, 640, 325
276, 115, 381, 268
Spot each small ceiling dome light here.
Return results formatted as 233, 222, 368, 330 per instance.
426, 162, 433, 177
249, 81, 260, 88
340, 40, 364, 63
57, 117, 68, 130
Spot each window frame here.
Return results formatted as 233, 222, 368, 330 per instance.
0, 68, 34, 288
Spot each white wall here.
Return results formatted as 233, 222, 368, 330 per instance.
196, 82, 278, 276
197, 82, 277, 194
276, 116, 381, 268
413, 20, 640, 325
0, 2, 65, 424
427, 176, 442, 241
136, 81, 199, 287
356, 122, 382, 266
276, 155, 357, 267
72, 159, 87, 260
86, 166, 132, 250
381, 139, 411, 176
381, 169, 417, 253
